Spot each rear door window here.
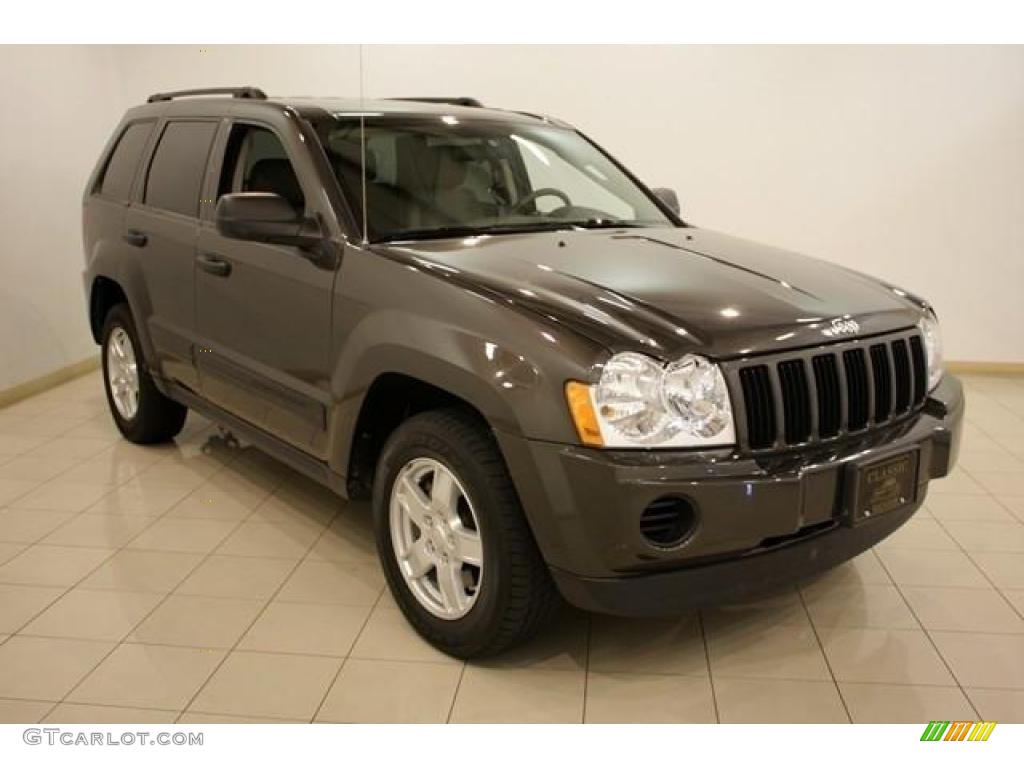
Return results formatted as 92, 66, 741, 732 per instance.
144, 121, 218, 217
98, 121, 154, 201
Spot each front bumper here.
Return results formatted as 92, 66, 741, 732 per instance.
498, 375, 964, 617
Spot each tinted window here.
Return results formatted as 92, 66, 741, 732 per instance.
98, 122, 154, 201
318, 118, 672, 242
144, 121, 218, 217
217, 124, 305, 211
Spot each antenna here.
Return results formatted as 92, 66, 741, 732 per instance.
358, 46, 368, 244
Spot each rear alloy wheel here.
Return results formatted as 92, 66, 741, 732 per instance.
100, 303, 187, 444
373, 408, 559, 658
106, 326, 140, 421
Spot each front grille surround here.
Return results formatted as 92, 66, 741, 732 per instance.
724, 329, 929, 453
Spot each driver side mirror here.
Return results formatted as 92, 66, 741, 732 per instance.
215, 193, 322, 249
652, 187, 681, 216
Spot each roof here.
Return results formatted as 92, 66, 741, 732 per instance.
134, 87, 557, 125
280, 97, 547, 124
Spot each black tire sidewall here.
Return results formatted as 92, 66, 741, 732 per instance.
373, 417, 516, 654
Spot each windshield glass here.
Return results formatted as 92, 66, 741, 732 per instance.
315, 115, 675, 242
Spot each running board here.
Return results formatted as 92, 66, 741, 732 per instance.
165, 382, 348, 498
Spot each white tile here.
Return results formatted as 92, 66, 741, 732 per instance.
0, 584, 65, 633
966, 688, 1024, 722
876, 548, 990, 588
451, 667, 583, 723
802, 583, 919, 630
714, 678, 848, 724
188, 650, 340, 721
21, 588, 163, 641
588, 613, 707, 676
930, 631, 1024, 689
316, 659, 461, 724
585, 673, 716, 724
706, 620, 830, 681
67, 643, 225, 710
15, 481, 114, 512
901, 586, 1024, 633
876, 518, 958, 551
818, 627, 955, 685
0, 508, 76, 543
0, 545, 115, 587
925, 494, 1017, 523
942, 520, 1024, 553
841, 683, 976, 723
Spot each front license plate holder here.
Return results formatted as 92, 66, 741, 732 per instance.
846, 449, 920, 526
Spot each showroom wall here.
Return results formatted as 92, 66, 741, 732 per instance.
2, 45, 1022, 392
0, 46, 125, 391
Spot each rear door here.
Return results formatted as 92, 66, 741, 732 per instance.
195, 120, 336, 457
83, 119, 157, 329
125, 118, 219, 390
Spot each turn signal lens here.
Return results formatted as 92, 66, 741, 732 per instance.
565, 381, 604, 447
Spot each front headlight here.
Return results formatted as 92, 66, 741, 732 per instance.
565, 352, 735, 448
919, 311, 943, 391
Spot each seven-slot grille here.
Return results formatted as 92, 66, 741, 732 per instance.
729, 331, 928, 452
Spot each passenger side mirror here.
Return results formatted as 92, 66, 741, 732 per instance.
215, 193, 322, 249
652, 187, 681, 216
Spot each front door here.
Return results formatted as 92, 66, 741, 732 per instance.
195, 121, 336, 457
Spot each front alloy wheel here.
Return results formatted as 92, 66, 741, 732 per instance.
389, 457, 484, 619
373, 408, 558, 658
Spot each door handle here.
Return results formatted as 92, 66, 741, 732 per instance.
123, 229, 148, 248
196, 253, 232, 277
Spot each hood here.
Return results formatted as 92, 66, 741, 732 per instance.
378, 226, 927, 360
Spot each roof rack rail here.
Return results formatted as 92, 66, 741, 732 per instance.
389, 97, 484, 108
146, 86, 267, 104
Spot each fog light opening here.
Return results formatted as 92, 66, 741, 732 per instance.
639, 496, 697, 549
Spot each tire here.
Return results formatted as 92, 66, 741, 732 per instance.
100, 303, 187, 444
373, 407, 559, 658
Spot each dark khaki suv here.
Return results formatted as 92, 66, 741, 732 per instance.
83, 86, 963, 657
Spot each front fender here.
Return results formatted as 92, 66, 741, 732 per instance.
325, 247, 605, 477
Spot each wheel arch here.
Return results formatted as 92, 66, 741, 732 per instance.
336, 347, 521, 500
85, 262, 160, 379
88, 275, 129, 343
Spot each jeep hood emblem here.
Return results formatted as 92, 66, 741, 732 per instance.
822, 317, 860, 337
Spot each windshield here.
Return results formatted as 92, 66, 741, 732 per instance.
315, 115, 676, 242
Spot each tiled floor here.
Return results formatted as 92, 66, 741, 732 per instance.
0, 369, 1023, 723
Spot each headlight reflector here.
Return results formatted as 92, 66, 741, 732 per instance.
570, 352, 735, 448
594, 352, 668, 443
662, 355, 734, 438
919, 312, 943, 391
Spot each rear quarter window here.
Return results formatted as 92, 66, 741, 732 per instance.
97, 121, 154, 201
144, 121, 218, 217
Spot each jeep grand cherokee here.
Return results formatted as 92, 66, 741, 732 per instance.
82, 87, 963, 657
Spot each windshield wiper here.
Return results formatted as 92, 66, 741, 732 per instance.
376, 220, 581, 243
376, 218, 651, 243
561, 218, 647, 229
